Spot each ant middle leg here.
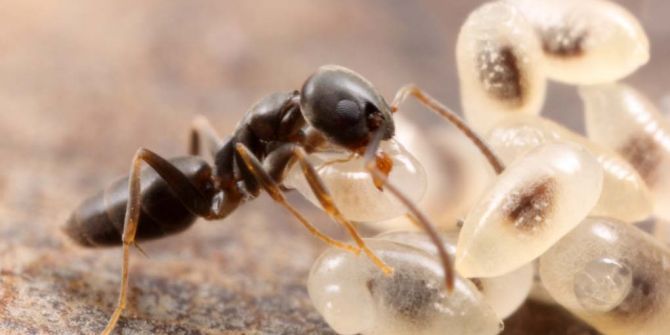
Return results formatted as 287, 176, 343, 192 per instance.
391, 84, 505, 174
101, 148, 213, 335
233, 143, 361, 256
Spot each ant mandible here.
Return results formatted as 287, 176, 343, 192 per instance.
63, 65, 504, 335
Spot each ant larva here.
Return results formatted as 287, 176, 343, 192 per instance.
63, 64, 504, 335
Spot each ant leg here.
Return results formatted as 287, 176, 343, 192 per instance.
288, 146, 393, 275
189, 115, 225, 157
233, 143, 361, 255
391, 84, 505, 174
101, 148, 211, 335
364, 129, 455, 290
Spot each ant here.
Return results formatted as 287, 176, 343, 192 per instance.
63, 65, 504, 335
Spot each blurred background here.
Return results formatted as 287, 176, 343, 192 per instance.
0, 0, 668, 334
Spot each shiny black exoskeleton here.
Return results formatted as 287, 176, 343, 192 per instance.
64, 64, 395, 247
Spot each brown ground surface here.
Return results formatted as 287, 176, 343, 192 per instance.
0, 1, 667, 334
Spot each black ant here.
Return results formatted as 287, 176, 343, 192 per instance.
63, 65, 504, 335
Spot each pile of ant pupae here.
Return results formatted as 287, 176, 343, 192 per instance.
287, 0, 669, 334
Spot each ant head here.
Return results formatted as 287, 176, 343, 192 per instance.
300, 65, 395, 152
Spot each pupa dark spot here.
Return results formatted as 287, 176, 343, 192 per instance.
369, 271, 440, 322
618, 134, 662, 185
541, 26, 588, 58
477, 45, 524, 106
503, 177, 555, 233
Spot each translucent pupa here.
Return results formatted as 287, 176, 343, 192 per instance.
487, 114, 652, 222
540, 216, 670, 335
456, 142, 603, 278
378, 230, 533, 319
283, 138, 427, 222
308, 238, 503, 335
581, 83, 670, 220
365, 115, 495, 232
508, 0, 649, 84
456, 1, 546, 133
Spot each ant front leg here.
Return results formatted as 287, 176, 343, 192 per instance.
391, 84, 505, 174
364, 129, 454, 290
101, 148, 211, 335
233, 143, 361, 256
289, 146, 394, 275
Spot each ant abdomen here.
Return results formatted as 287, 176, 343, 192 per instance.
64, 156, 213, 247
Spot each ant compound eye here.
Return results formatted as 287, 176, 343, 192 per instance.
283, 138, 426, 222
376, 230, 534, 319
509, 0, 649, 85
540, 217, 670, 334
487, 115, 653, 223
456, 1, 546, 133
580, 83, 670, 221
308, 239, 502, 335
334, 99, 364, 125
456, 142, 603, 278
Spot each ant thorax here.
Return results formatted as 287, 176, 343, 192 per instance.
283, 138, 427, 222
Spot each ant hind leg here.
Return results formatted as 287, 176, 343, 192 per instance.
101, 148, 212, 335
189, 115, 226, 158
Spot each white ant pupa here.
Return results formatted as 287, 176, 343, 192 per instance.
308, 238, 504, 335
508, 0, 650, 84
377, 230, 533, 319
540, 216, 670, 335
456, 1, 547, 133
283, 138, 427, 222
456, 142, 603, 278
364, 115, 495, 232
580, 83, 670, 220
487, 114, 653, 222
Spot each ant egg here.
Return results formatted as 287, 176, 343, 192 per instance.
377, 230, 533, 319
581, 83, 670, 220
540, 217, 670, 335
508, 0, 650, 84
308, 239, 503, 335
456, 1, 546, 133
283, 138, 427, 222
456, 142, 603, 278
487, 115, 653, 222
